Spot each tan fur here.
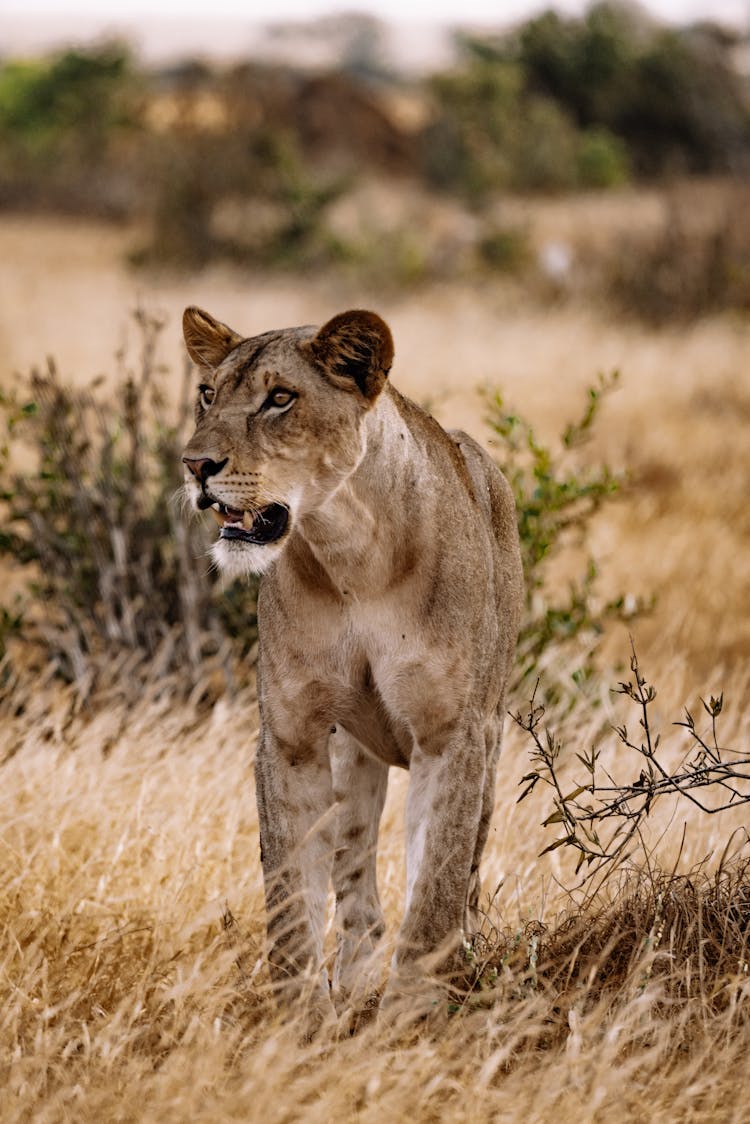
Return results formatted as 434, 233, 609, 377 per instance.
182, 305, 523, 1025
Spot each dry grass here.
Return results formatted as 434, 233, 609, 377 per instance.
2, 192, 750, 1120
4, 668, 750, 1122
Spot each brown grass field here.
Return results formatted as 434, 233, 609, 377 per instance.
2, 202, 750, 1121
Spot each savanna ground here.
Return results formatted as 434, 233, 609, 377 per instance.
2, 191, 750, 1121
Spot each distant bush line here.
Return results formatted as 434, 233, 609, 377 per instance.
0, 3, 748, 284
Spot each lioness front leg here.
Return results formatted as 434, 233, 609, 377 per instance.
383, 731, 485, 1014
330, 729, 389, 1015
254, 729, 335, 1026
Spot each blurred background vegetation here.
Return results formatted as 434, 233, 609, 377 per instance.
1, 2, 748, 311
1, 1, 749, 706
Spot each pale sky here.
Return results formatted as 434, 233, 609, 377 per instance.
2, 0, 748, 24
2, 0, 748, 68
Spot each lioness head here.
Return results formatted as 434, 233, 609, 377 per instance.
181, 306, 394, 578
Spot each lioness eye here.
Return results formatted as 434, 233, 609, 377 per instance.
267, 388, 295, 409
199, 384, 215, 408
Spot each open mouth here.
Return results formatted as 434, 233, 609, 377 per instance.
199, 498, 290, 545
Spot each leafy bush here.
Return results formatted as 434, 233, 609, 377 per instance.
518, 4, 646, 132
422, 51, 524, 202
423, 33, 635, 202
517, 3, 750, 175
137, 124, 347, 270
0, 44, 139, 214
576, 126, 630, 187
514, 96, 580, 191
0, 45, 135, 151
0, 312, 257, 708
478, 223, 532, 273
425, 4, 749, 202
487, 370, 638, 692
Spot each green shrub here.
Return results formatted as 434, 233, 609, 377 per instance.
517, 4, 750, 175
514, 96, 580, 191
423, 49, 524, 202
137, 124, 346, 270
487, 370, 638, 694
0, 312, 257, 707
478, 224, 531, 273
576, 127, 629, 188
422, 32, 634, 200
518, 4, 643, 131
0, 44, 139, 213
425, 4, 749, 202
0, 44, 135, 149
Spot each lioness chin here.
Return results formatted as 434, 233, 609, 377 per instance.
182, 305, 523, 1027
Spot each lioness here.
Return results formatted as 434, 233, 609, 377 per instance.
182, 306, 523, 1023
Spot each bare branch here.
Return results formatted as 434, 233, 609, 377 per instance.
515, 645, 748, 881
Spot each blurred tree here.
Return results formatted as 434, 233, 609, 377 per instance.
0, 43, 140, 212
423, 25, 631, 199
518, 3, 750, 174
424, 3, 749, 199
519, 3, 643, 127
622, 26, 750, 173
423, 44, 524, 200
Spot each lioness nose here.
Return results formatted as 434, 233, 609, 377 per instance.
182, 456, 227, 483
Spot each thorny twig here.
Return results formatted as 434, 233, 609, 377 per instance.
515, 643, 748, 881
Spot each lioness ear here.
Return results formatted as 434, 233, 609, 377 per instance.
183, 306, 243, 370
306, 310, 394, 402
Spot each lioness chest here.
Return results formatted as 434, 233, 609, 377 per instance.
259, 562, 485, 769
